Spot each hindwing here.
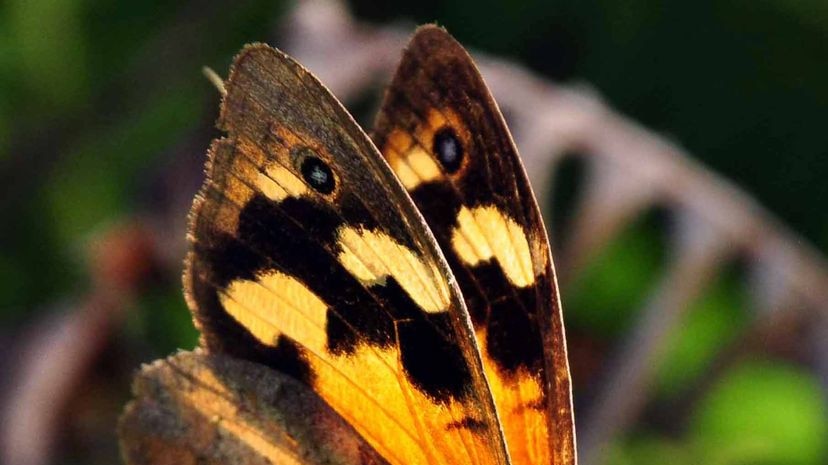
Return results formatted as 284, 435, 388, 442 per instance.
119, 351, 389, 465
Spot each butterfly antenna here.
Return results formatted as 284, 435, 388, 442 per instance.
202, 66, 227, 96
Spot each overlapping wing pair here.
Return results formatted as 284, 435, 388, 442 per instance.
120, 25, 574, 465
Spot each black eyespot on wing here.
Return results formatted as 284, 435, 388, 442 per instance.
433, 127, 463, 173
300, 155, 335, 194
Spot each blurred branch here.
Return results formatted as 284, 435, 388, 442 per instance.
279, 2, 828, 464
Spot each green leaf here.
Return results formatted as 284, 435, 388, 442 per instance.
691, 360, 828, 465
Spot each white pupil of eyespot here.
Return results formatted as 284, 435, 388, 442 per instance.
310, 166, 327, 184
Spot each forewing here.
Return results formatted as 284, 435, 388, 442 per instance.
182, 44, 510, 465
372, 26, 576, 465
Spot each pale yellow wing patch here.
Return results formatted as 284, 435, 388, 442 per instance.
384, 129, 442, 190
257, 163, 309, 201
220, 271, 328, 352
336, 226, 450, 313
451, 205, 534, 287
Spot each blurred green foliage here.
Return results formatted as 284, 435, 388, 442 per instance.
564, 215, 666, 338
690, 361, 828, 465
0, 0, 287, 320
655, 270, 747, 397
0, 1, 825, 465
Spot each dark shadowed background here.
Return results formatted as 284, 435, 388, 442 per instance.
0, 1, 826, 465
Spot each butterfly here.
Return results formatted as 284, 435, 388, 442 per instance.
119, 25, 575, 465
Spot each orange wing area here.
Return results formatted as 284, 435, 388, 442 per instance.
182, 44, 511, 465
373, 26, 576, 465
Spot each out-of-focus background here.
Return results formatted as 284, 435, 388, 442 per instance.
1, 1, 826, 465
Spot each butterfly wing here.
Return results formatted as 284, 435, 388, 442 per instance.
372, 26, 576, 465
182, 44, 510, 465
119, 351, 389, 465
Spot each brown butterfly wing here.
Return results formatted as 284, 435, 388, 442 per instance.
119, 351, 389, 465
373, 26, 576, 465
180, 44, 511, 465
